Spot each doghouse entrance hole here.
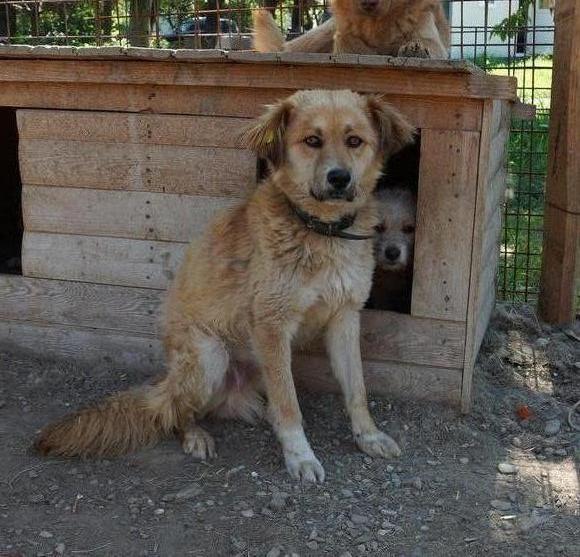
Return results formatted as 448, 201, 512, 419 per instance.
0, 108, 23, 275
366, 133, 421, 314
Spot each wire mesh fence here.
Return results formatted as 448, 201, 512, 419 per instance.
0, 0, 556, 305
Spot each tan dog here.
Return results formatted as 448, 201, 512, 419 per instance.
367, 187, 417, 312
253, 0, 450, 58
35, 90, 415, 482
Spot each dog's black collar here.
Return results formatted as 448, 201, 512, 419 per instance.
290, 202, 374, 241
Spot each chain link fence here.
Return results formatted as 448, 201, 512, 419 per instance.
0, 0, 556, 305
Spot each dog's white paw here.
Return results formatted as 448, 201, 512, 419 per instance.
356, 431, 401, 459
181, 426, 216, 460
285, 453, 325, 483
398, 40, 431, 58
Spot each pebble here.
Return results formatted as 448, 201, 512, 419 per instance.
491, 499, 512, 511
512, 436, 523, 447
54, 543, 65, 555
459, 457, 469, 465
340, 553, 353, 557
535, 337, 550, 347
351, 513, 369, 525
240, 509, 254, 518
153, 508, 165, 516
381, 520, 396, 529
498, 462, 518, 475
269, 492, 289, 511
306, 541, 318, 550
266, 547, 281, 557
341, 488, 354, 498
420, 525, 429, 532
39, 531, 53, 539
544, 419, 561, 437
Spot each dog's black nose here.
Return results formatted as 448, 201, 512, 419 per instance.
361, 0, 379, 10
327, 168, 351, 190
385, 246, 401, 261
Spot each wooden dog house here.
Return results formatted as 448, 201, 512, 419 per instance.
0, 46, 516, 411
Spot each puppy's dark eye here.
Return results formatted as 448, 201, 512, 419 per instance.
374, 223, 386, 233
304, 135, 323, 148
346, 136, 363, 148
403, 225, 415, 234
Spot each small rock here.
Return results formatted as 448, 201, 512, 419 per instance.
173, 484, 202, 501
240, 509, 254, 518
512, 436, 522, 447
459, 457, 469, 465
341, 488, 354, 498
491, 499, 512, 511
28, 493, 45, 504
351, 513, 369, 525
535, 338, 550, 348
54, 543, 65, 555
153, 508, 165, 516
544, 419, 561, 437
381, 520, 396, 529
306, 541, 318, 550
39, 531, 53, 539
498, 462, 518, 475
340, 553, 353, 557
269, 492, 288, 511
266, 547, 281, 557
420, 525, 429, 532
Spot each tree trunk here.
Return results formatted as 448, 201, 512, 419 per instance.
0, 1, 17, 42
128, 0, 152, 47
102, 0, 113, 40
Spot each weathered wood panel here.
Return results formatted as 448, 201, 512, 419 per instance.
22, 232, 187, 289
294, 355, 462, 405
23, 186, 238, 242
19, 139, 256, 197
0, 319, 461, 404
5, 85, 483, 131
0, 276, 464, 368
0, 59, 517, 100
0, 275, 161, 334
411, 129, 480, 321
17, 110, 252, 148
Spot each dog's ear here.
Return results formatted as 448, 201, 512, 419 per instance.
239, 99, 293, 167
365, 95, 416, 156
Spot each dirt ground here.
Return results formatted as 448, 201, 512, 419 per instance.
1, 305, 579, 557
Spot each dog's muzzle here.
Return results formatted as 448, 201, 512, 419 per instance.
325, 167, 354, 201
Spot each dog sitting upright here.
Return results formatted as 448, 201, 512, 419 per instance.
35, 90, 415, 483
253, 0, 450, 58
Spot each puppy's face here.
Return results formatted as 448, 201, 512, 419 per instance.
374, 188, 416, 272
243, 90, 414, 214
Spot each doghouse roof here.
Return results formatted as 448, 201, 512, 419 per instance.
0, 45, 517, 101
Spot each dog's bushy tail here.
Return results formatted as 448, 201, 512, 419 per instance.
34, 379, 189, 457
252, 9, 285, 52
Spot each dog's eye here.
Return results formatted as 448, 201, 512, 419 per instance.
403, 225, 416, 234
346, 136, 363, 148
304, 135, 323, 148
374, 223, 386, 234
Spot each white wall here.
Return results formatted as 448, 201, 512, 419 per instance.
449, 1, 554, 60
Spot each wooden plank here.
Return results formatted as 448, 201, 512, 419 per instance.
0, 60, 517, 100
0, 276, 464, 369
19, 139, 256, 197
539, 0, 580, 324
8, 85, 483, 132
0, 275, 161, 334
487, 126, 510, 184
0, 319, 460, 404
293, 355, 462, 405
17, 110, 252, 148
5, 84, 296, 119
22, 186, 238, 242
0, 320, 163, 373
411, 130, 480, 321
22, 232, 187, 289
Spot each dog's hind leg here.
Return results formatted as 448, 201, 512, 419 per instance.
162, 328, 230, 459
325, 308, 401, 459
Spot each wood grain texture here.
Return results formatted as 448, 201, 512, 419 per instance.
0, 275, 162, 334
0, 319, 461, 404
539, 0, 580, 324
0, 320, 163, 373
411, 129, 480, 321
19, 139, 256, 197
293, 355, 462, 405
0, 276, 464, 369
0, 59, 517, 100
22, 186, 238, 242
17, 110, 252, 148
22, 232, 187, 289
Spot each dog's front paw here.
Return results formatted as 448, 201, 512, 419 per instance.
285, 453, 325, 483
398, 40, 431, 58
356, 431, 401, 459
181, 426, 216, 460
